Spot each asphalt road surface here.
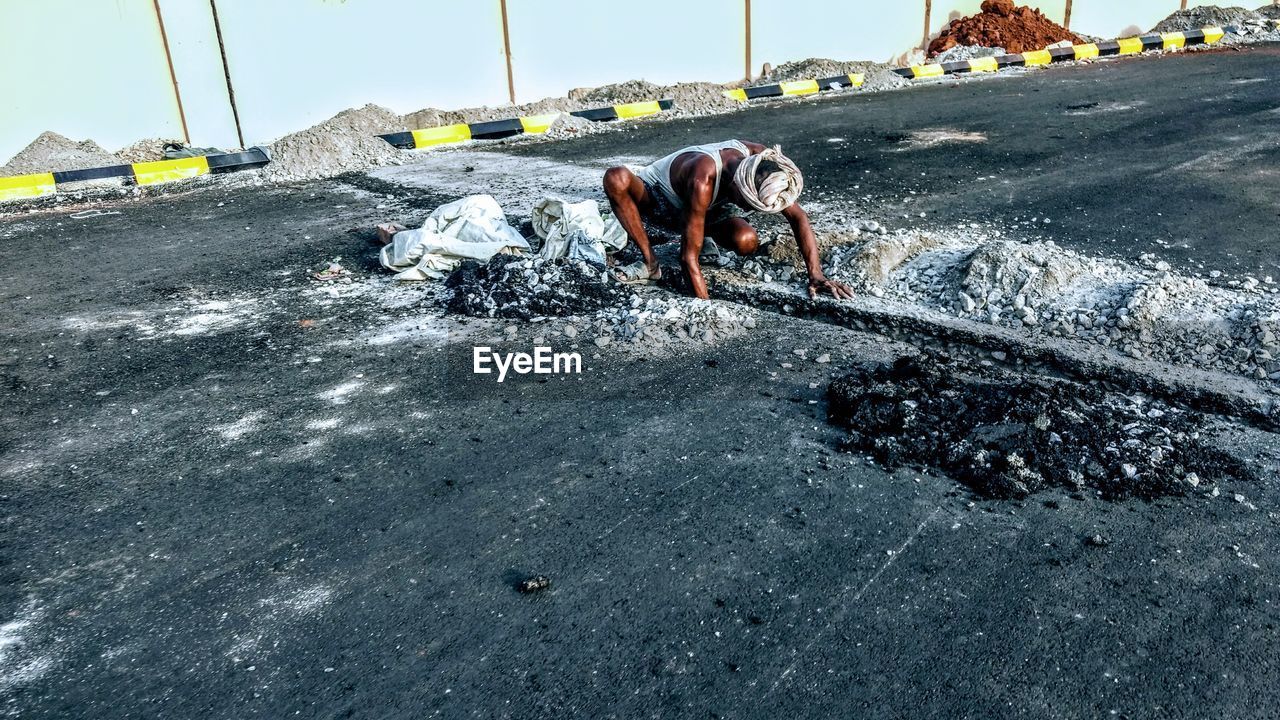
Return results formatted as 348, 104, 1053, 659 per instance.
2, 45, 1279, 719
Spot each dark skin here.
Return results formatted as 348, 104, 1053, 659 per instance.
603, 140, 854, 301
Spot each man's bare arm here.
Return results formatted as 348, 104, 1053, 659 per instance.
681, 176, 715, 300
782, 203, 855, 300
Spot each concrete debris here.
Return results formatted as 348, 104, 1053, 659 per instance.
752, 59, 908, 92
516, 575, 551, 593
445, 254, 631, 319
827, 353, 1255, 499
1, 131, 119, 175
587, 296, 760, 352
263, 104, 406, 182
929, 0, 1081, 56
934, 44, 1008, 65
823, 228, 1280, 385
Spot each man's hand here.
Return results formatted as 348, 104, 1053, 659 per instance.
808, 275, 855, 300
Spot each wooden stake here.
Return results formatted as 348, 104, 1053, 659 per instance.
744, 0, 753, 80
209, 0, 246, 149
151, 0, 190, 145
923, 0, 933, 51
1063, 0, 1073, 29
499, 0, 516, 105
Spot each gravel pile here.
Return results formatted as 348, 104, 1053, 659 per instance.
1, 131, 119, 175
928, 0, 1080, 56
262, 104, 405, 182
752, 59, 908, 92
934, 44, 1008, 64
564, 296, 760, 352
824, 228, 1280, 384
827, 354, 1255, 499
1259, 4, 1280, 20
445, 254, 631, 319
1152, 6, 1268, 32
114, 137, 183, 164
579, 80, 741, 116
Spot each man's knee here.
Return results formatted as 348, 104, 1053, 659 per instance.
603, 166, 633, 198
734, 224, 760, 254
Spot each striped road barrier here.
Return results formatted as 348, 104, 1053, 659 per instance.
379, 99, 675, 150
893, 26, 1231, 80
0, 147, 271, 203
722, 74, 865, 102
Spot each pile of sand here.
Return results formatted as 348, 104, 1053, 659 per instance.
928, 0, 1081, 56
263, 104, 405, 182
1, 131, 119, 175
752, 59, 908, 92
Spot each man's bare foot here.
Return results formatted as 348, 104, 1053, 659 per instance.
375, 222, 407, 246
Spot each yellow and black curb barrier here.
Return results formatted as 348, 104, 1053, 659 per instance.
892, 25, 1230, 80
722, 73, 865, 102
0, 147, 271, 203
378, 99, 675, 150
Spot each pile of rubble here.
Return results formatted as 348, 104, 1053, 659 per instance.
827, 354, 1255, 499
1, 131, 119, 175
583, 295, 759, 351
1152, 6, 1270, 33
262, 104, 406, 182
928, 0, 1081, 56
444, 254, 630, 319
823, 228, 1280, 383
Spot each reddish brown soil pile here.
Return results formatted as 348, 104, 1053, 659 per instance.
928, 0, 1082, 57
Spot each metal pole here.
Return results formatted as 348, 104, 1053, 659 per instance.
209, 0, 246, 149
151, 0, 190, 144
744, 0, 752, 80
1063, 0, 1073, 29
499, 0, 516, 105
922, 0, 932, 51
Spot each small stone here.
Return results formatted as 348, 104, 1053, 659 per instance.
815, 353, 831, 364
594, 336, 611, 347
991, 351, 1007, 361
563, 325, 578, 338
1084, 534, 1109, 547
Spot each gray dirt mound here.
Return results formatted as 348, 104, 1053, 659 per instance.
827, 354, 1255, 500
1, 131, 119, 175
754, 59, 908, 92
1151, 6, 1266, 32
445, 254, 633, 319
944, 240, 1088, 323
263, 104, 405, 182
1259, 4, 1280, 20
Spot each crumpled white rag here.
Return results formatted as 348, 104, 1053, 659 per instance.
532, 197, 627, 265
380, 194, 529, 281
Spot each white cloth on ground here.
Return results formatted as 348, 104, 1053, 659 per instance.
531, 197, 626, 265
380, 194, 529, 281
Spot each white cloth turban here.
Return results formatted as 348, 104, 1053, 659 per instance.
733, 145, 803, 213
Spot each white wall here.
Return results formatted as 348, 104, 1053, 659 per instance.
1072, 0, 1180, 38
506, 0, 742, 101
752, 1, 924, 66
0, 0, 186, 161
208, 0, 511, 146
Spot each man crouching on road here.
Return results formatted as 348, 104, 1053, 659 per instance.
603, 140, 854, 300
